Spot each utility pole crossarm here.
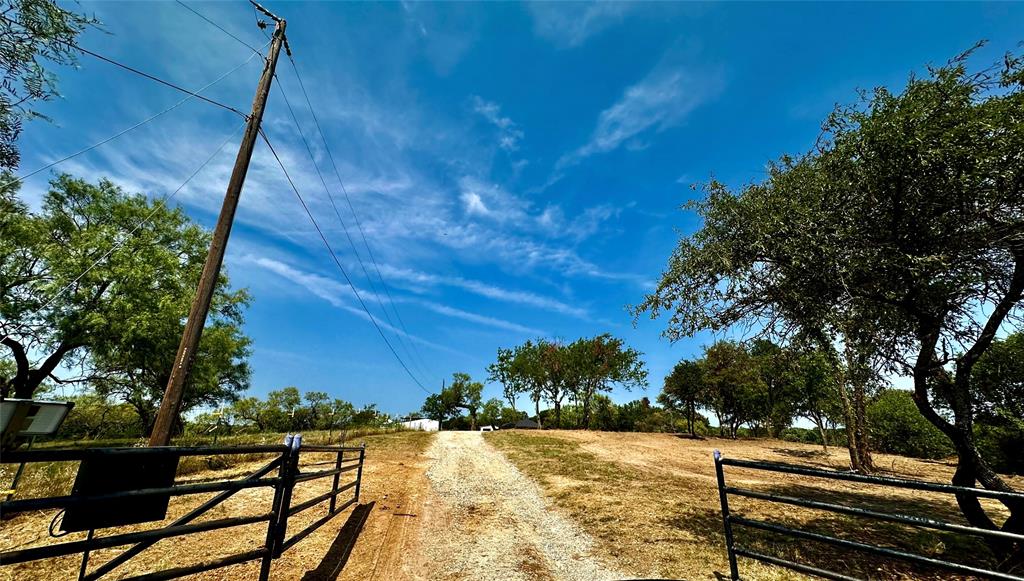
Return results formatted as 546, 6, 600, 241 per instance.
149, 17, 287, 447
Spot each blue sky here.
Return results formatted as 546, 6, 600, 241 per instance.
16, 1, 1024, 416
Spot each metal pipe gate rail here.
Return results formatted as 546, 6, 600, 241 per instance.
713, 450, 1024, 581
0, 438, 366, 580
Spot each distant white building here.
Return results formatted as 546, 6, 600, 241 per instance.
400, 418, 439, 432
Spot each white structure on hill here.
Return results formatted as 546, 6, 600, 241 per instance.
400, 418, 439, 431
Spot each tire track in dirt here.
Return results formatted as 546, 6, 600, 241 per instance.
420, 431, 622, 581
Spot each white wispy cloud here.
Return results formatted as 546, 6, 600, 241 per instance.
248, 254, 544, 339
412, 299, 545, 335
470, 96, 524, 152
557, 64, 722, 171
527, 2, 636, 48
375, 264, 591, 319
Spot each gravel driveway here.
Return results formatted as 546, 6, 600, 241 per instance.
420, 431, 623, 581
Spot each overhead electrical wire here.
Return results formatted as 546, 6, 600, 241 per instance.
271, 81, 434, 385
174, 0, 265, 56
284, 54, 440, 384
172, 1, 439, 388
0, 13, 252, 117
175, 0, 440, 394
0, 43, 268, 192
73, 44, 249, 118
0, 120, 247, 345
259, 129, 435, 395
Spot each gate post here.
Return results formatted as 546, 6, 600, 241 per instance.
274, 434, 302, 557
354, 443, 366, 503
714, 450, 740, 581
259, 445, 291, 581
329, 448, 343, 513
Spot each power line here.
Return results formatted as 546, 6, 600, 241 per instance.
284, 54, 440, 383
178, 3, 438, 389
0, 46, 267, 192
0, 120, 247, 346
271, 80, 434, 384
259, 129, 434, 395
174, 0, 264, 56
74, 45, 249, 117
0, 13, 251, 117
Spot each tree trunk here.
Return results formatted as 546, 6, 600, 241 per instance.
582, 389, 593, 430
852, 380, 874, 471
554, 401, 561, 429
814, 417, 829, 452
839, 345, 874, 472
534, 396, 542, 429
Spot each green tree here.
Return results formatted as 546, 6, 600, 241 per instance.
478, 397, 503, 428
230, 396, 269, 432
700, 341, 764, 438
448, 372, 484, 430
265, 387, 302, 431
1, 176, 251, 433
57, 392, 142, 440
422, 391, 457, 429
567, 334, 647, 429
750, 339, 799, 437
868, 390, 955, 460
1, 0, 95, 171
971, 332, 1024, 475
972, 332, 1024, 424
591, 394, 617, 431
304, 390, 331, 429
793, 348, 844, 451
512, 340, 546, 428
634, 50, 1024, 552
660, 360, 705, 436
487, 347, 526, 412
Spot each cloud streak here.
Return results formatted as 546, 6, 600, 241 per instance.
527, 3, 636, 48
248, 254, 545, 339
556, 63, 723, 171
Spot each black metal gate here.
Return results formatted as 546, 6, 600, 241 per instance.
713, 450, 1024, 580
0, 438, 366, 580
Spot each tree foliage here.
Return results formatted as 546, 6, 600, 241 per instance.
1, 0, 95, 170
635, 48, 1024, 555
485, 335, 647, 429
1, 175, 251, 434
867, 389, 955, 460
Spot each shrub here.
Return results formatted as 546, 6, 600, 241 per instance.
867, 389, 954, 459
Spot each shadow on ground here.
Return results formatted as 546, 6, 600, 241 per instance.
301, 501, 375, 581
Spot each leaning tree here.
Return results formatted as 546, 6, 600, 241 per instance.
634, 48, 1023, 564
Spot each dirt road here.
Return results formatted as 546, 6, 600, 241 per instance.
418, 431, 622, 581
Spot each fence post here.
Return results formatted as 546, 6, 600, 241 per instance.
259, 445, 291, 581
354, 443, 366, 503
714, 450, 740, 581
274, 434, 302, 557
329, 448, 343, 513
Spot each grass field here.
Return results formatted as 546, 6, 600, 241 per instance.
488, 430, 1015, 580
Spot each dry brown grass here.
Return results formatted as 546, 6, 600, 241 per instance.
487, 430, 1017, 581
0, 430, 433, 581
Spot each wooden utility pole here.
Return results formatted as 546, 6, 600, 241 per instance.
149, 15, 287, 446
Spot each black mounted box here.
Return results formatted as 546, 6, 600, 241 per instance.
61, 453, 180, 533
